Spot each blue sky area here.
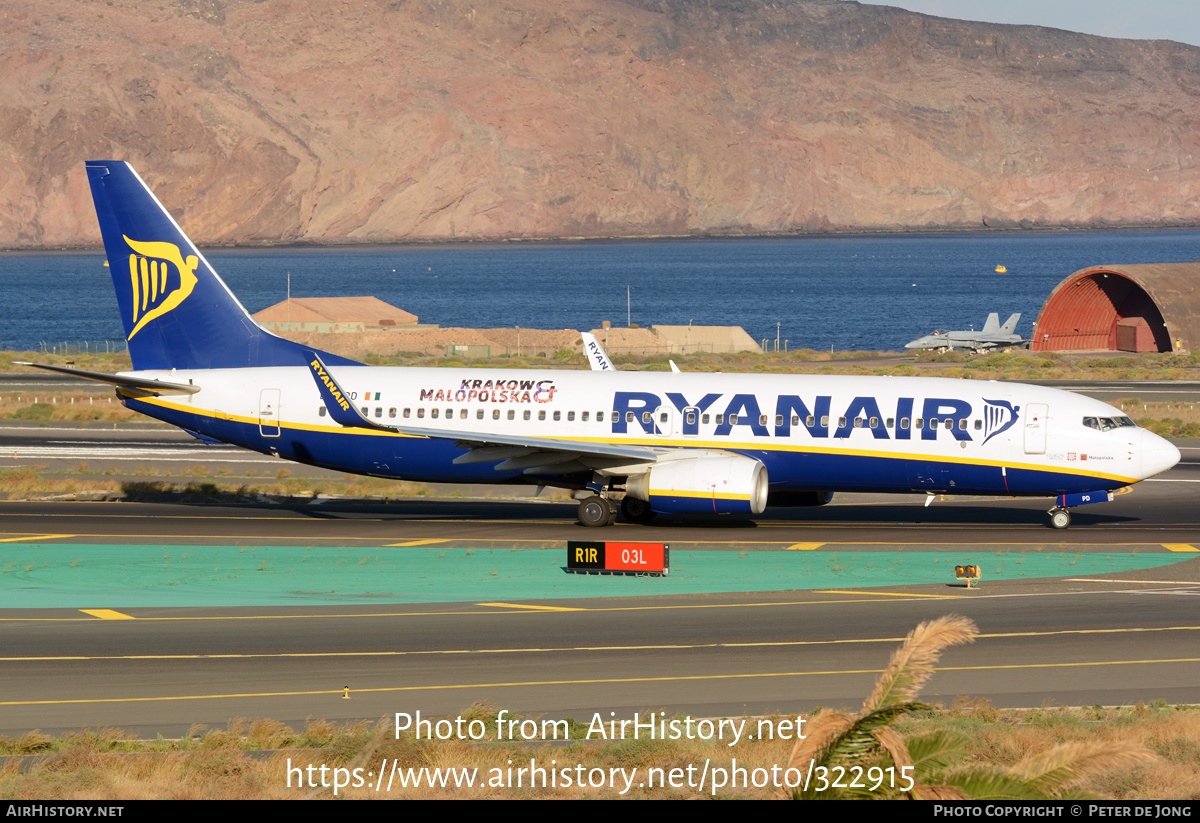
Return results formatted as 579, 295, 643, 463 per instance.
870, 2, 1200, 48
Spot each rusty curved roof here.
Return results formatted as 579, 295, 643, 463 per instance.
1031, 263, 1200, 353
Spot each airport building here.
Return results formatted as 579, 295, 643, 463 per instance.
1031, 262, 1200, 354
252, 296, 419, 334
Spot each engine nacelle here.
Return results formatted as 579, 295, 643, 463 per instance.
625, 454, 769, 516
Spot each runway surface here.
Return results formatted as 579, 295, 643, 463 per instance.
1, 379, 1198, 737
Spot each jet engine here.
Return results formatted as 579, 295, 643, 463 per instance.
625, 454, 769, 516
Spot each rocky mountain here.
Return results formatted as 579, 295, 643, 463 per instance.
2, 0, 1199, 247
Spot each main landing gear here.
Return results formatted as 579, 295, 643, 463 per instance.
1048, 507, 1071, 530
620, 495, 656, 524
577, 495, 617, 527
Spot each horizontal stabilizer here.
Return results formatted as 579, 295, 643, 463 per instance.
14, 361, 200, 396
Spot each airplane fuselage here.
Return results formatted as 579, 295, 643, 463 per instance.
119, 368, 1173, 498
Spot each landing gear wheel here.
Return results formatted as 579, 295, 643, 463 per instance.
620, 496, 656, 524
578, 496, 614, 527
1048, 508, 1071, 530
620, 496, 652, 523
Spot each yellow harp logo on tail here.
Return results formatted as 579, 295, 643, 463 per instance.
123, 235, 199, 340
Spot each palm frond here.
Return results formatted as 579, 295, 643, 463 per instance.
862, 615, 977, 714
1014, 741, 1159, 795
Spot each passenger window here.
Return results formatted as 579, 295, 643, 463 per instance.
596, 411, 604, 422
403, 408, 411, 419
820, 415, 829, 427
915, 418, 923, 429
417, 408, 425, 419
523, 410, 531, 421
729, 414, 739, 425
660, 412, 668, 423
974, 419, 982, 430
760, 415, 768, 426
791, 415, 799, 426
461, 409, 468, 420
581, 411, 589, 422
507, 410, 515, 420
476, 409, 484, 420
567, 411, 574, 421
431, 409, 439, 419
715, 414, 724, 425
553, 411, 560, 421
686, 411, 696, 425
360, 407, 368, 416
643, 412, 652, 424
900, 418, 909, 429
539, 410, 546, 421
445, 408, 452, 418
318, 407, 326, 417
929, 418, 938, 430
702, 414, 710, 424
838, 417, 847, 428
389, 408, 397, 419
806, 415, 815, 427
375, 407, 382, 418
627, 412, 635, 423
869, 417, 879, 428
776, 414, 784, 427
945, 418, 953, 430
853, 417, 863, 429
958, 419, 966, 430
492, 409, 500, 420
886, 418, 894, 428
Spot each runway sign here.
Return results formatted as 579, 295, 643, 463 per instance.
567, 541, 669, 575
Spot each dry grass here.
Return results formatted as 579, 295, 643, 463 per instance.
1, 705, 1198, 799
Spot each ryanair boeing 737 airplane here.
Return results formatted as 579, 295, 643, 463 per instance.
22, 161, 1181, 529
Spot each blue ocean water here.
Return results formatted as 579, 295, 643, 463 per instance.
3, 231, 1199, 353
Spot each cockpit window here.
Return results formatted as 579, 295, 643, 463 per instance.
1083, 416, 1137, 432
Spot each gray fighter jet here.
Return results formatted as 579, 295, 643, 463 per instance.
905, 313, 1026, 352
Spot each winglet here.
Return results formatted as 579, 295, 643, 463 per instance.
304, 350, 395, 432
581, 332, 616, 371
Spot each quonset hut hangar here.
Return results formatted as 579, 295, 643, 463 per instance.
1030, 263, 1200, 354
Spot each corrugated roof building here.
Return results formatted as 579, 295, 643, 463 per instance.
1031, 263, 1200, 353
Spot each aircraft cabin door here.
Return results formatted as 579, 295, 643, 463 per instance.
259, 389, 281, 438
682, 406, 700, 437
1023, 402, 1047, 455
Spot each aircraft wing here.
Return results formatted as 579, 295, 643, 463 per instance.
304, 350, 659, 476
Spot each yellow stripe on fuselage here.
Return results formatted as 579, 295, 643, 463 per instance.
122, 393, 1142, 485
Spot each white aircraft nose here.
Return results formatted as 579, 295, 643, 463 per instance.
1137, 428, 1181, 479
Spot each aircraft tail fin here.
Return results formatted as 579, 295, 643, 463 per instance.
981, 313, 1000, 334
86, 161, 357, 371
581, 332, 616, 371
999, 313, 1021, 335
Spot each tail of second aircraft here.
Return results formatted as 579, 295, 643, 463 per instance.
86, 161, 356, 371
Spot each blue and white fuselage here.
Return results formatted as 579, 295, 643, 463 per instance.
44, 160, 1178, 530
121, 365, 1176, 499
